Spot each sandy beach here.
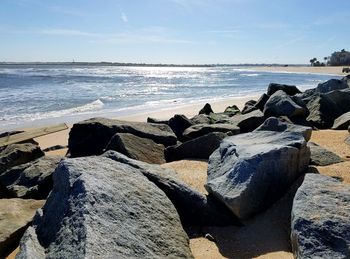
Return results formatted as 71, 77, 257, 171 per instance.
249, 66, 347, 76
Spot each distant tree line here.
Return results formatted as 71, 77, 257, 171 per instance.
310, 49, 350, 66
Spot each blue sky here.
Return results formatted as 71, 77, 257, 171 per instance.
1, 0, 349, 64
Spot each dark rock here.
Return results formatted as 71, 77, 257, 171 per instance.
224, 105, 240, 116
199, 103, 213, 115
165, 132, 227, 162
190, 114, 211, 125
0, 143, 44, 174
342, 74, 350, 86
241, 100, 257, 114
229, 109, 265, 133
316, 79, 349, 93
254, 117, 312, 141
207, 113, 231, 124
105, 133, 165, 164
267, 83, 301, 96
0, 156, 61, 199
264, 90, 307, 118
147, 117, 169, 125
68, 117, 177, 157
326, 88, 350, 114
17, 156, 193, 258
168, 114, 193, 140
206, 131, 310, 219
42, 145, 67, 152
103, 151, 237, 227
332, 111, 350, 130
255, 93, 270, 111
183, 124, 240, 140
291, 174, 350, 259
0, 199, 44, 258
308, 142, 343, 166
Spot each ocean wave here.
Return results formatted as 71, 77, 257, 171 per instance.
240, 73, 260, 77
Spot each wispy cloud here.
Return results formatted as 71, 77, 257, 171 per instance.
121, 12, 128, 23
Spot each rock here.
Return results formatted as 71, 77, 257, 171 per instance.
332, 111, 350, 130
105, 133, 165, 164
0, 143, 44, 174
204, 233, 216, 242
229, 109, 265, 133
168, 114, 193, 140
326, 88, 350, 114
308, 142, 343, 166
316, 78, 349, 93
224, 105, 240, 116
267, 83, 301, 96
103, 151, 236, 227
199, 103, 213, 115
207, 113, 231, 124
0, 156, 61, 199
165, 132, 227, 162
291, 174, 350, 258
0, 199, 44, 258
254, 117, 312, 141
147, 117, 169, 125
17, 156, 193, 258
241, 100, 257, 114
342, 74, 350, 86
68, 117, 177, 157
306, 93, 342, 129
206, 131, 310, 219
42, 145, 67, 152
255, 93, 270, 111
183, 124, 240, 140
190, 114, 211, 125
264, 90, 307, 118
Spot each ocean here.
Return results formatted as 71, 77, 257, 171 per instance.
0, 64, 340, 131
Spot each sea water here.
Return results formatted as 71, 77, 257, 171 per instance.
0, 64, 340, 131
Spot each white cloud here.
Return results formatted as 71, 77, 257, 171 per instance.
121, 12, 128, 23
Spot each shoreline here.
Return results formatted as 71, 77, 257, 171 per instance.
248, 66, 346, 76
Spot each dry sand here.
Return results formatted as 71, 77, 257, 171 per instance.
249, 66, 347, 76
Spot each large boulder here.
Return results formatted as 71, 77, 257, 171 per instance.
267, 83, 301, 96
254, 117, 312, 141
0, 156, 61, 199
229, 109, 265, 133
0, 199, 44, 258
0, 143, 44, 174
68, 117, 177, 157
183, 123, 239, 140
206, 131, 310, 219
307, 142, 343, 166
198, 103, 213, 115
264, 90, 307, 118
103, 151, 236, 227
190, 114, 211, 125
326, 88, 350, 114
332, 111, 350, 130
17, 156, 193, 258
254, 93, 270, 111
316, 79, 349, 93
241, 100, 257, 114
165, 132, 227, 162
105, 133, 165, 164
291, 174, 350, 258
168, 114, 193, 140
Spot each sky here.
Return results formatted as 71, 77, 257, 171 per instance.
1, 0, 349, 64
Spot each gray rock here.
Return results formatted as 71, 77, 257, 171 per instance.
229, 109, 265, 133
68, 117, 177, 157
168, 114, 193, 140
326, 88, 350, 114
264, 90, 307, 118
147, 117, 169, 125
254, 117, 312, 141
17, 156, 193, 258
291, 174, 350, 259
165, 132, 227, 162
308, 142, 343, 166
332, 111, 350, 130
316, 78, 349, 93
183, 124, 240, 140
241, 100, 258, 114
103, 151, 236, 227
206, 131, 310, 219
0, 143, 44, 174
0, 156, 61, 199
190, 114, 211, 125
105, 133, 165, 164
267, 83, 301, 96
199, 103, 213, 115
224, 105, 240, 116
0, 199, 44, 258
255, 93, 270, 111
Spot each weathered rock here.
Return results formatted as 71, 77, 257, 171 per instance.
0, 156, 61, 199
267, 83, 301, 96
168, 114, 193, 140
241, 100, 257, 114
17, 156, 193, 258
332, 111, 350, 130
316, 78, 349, 93
255, 93, 270, 111
105, 133, 165, 164
291, 174, 350, 259
224, 105, 240, 116
183, 124, 240, 140
326, 88, 350, 113
42, 145, 67, 153
0, 199, 44, 258
68, 117, 177, 157
206, 131, 310, 219
229, 109, 265, 133
264, 90, 307, 118
0, 143, 44, 174
165, 132, 227, 162
342, 74, 350, 86
146, 117, 169, 125
199, 103, 213, 115
103, 151, 237, 227
254, 117, 312, 141
190, 114, 211, 125
206, 113, 231, 124
308, 142, 343, 166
